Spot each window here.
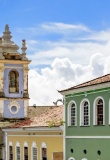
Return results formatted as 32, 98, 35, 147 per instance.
97, 99, 103, 125
24, 147, 28, 160
8, 100, 20, 114
9, 70, 19, 93
68, 158, 75, 160
97, 150, 101, 155
68, 101, 77, 126
41, 142, 47, 160
11, 106, 17, 113
9, 142, 13, 160
94, 97, 105, 125
24, 142, 28, 160
32, 142, 37, 160
80, 99, 90, 126
16, 142, 20, 160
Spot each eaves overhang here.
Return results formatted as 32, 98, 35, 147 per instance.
58, 82, 110, 96
2, 126, 63, 132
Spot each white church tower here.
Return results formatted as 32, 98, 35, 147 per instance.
0, 24, 31, 119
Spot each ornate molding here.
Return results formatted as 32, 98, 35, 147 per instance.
8, 100, 20, 114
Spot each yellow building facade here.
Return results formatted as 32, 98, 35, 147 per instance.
3, 106, 63, 160
3, 128, 63, 160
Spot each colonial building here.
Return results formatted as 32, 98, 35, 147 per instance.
0, 24, 31, 159
0, 24, 30, 119
59, 74, 110, 160
0, 24, 63, 160
2, 106, 63, 160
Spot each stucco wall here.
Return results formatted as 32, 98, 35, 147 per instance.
66, 138, 110, 160
7, 131, 63, 160
65, 87, 110, 136
4, 100, 24, 118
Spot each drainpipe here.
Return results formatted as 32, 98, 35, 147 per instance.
6, 132, 7, 160
3, 132, 7, 160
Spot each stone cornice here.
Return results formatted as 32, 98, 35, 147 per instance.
0, 59, 31, 64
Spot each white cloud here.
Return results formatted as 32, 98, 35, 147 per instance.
90, 53, 105, 76
41, 22, 91, 34
13, 23, 110, 105
27, 39, 110, 67
29, 53, 108, 105
15, 22, 91, 38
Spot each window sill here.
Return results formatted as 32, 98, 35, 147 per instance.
93, 124, 105, 126
68, 125, 77, 127
80, 125, 90, 127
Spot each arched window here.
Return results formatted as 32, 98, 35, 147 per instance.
9, 142, 13, 160
41, 142, 47, 160
9, 70, 19, 93
80, 99, 90, 126
68, 101, 77, 126
24, 142, 28, 160
32, 142, 37, 160
16, 142, 20, 160
68, 157, 75, 160
93, 97, 105, 125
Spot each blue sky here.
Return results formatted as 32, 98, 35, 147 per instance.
1, 0, 110, 105
1, 0, 110, 30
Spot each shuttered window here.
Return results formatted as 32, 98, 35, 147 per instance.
16, 146, 20, 160
32, 147, 37, 160
24, 147, 28, 160
42, 148, 47, 160
9, 146, 13, 160
71, 103, 76, 126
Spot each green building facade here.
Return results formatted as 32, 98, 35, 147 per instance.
59, 74, 110, 160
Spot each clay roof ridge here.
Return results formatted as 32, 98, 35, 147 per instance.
4, 106, 63, 128
59, 73, 110, 92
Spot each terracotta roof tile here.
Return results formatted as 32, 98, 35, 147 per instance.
59, 73, 110, 92
8, 106, 63, 128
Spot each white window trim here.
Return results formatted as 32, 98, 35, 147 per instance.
80, 98, 90, 126
16, 141, 20, 160
93, 96, 105, 125
109, 99, 110, 124
82, 158, 87, 160
23, 141, 28, 160
9, 141, 13, 146
68, 100, 77, 126
41, 142, 47, 160
32, 142, 37, 160
68, 157, 75, 160
9, 141, 13, 160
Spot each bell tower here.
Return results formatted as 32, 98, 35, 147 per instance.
0, 24, 31, 119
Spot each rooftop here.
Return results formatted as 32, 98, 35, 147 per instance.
59, 73, 110, 92
8, 106, 63, 128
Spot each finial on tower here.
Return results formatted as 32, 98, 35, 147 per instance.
2, 24, 12, 42
21, 39, 28, 60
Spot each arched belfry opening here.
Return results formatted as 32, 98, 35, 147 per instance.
9, 70, 19, 93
